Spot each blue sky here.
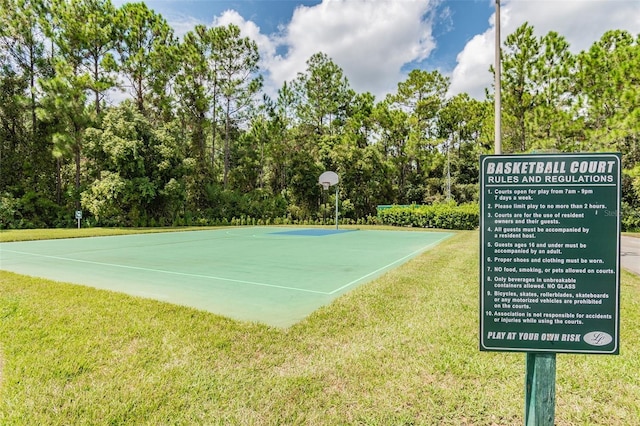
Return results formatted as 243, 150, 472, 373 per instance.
113, 0, 640, 101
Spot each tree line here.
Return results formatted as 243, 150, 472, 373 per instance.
1, 0, 639, 229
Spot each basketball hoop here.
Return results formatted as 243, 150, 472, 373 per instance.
318, 171, 340, 229
318, 171, 339, 188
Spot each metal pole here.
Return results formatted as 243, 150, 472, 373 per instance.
494, 0, 502, 155
334, 184, 339, 230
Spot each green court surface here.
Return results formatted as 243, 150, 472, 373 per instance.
0, 227, 453, 327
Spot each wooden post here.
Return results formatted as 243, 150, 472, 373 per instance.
525, 353, 556, 425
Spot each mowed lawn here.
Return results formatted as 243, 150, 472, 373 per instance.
1, 229, 639, 425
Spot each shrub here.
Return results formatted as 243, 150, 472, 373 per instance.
622, 202, 640, 232
0, 192, 65, 229
0, 193, 19, 229
377, 202, 479, 230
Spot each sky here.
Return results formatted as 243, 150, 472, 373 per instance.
113, 0, 640, 101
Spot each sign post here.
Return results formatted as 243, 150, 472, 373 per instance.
525, 353, 555, 425
479, 153, 621, 423
75, 210, 82, 229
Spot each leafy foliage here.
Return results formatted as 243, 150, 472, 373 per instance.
377, 203, 479, 230
1, 2, 638, 229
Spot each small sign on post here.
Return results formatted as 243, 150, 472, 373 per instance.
75, 210, 82, 229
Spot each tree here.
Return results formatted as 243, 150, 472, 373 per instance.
47, 0, 117, 118
41, 0, 117, 209
500, 22, 540, 153
384, 69, 449, 202
575, 30, 640, 213
82, 103, 188, 225
371, 100, 411, 203
330, 91, 393, 216
529, 31, 577, 151
293, 52, 354, 139
176, 23, 262, 190
263, 82, 299, 195
115, 2, 176, 119
175, 25, 211, 169
575, 31, 640, 157
3, 4, 638, 229
0, 0, 54, 196
0, 58, 30, 193
213, 24, 263, 188
37, 60, 92, 211
0, 0, 47, 136
438, 94, 490, 202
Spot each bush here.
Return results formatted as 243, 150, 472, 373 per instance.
0, 193, 20, 229
622, 202, 640, 232
377, 202, 479, 230
0, 192, 65, 229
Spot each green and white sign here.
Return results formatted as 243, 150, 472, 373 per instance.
480, 153, 621, 354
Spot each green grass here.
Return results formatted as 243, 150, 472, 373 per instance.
0, 226, 225, 242
1, 230, 639, 425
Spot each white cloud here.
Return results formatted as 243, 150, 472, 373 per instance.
264, 0, 439, 100
213, 10, 278, 61
142, 0, 443, 101
169, 15, 203, 39
449, 0, 640, 99
209, 10, 281, 99
448, 30, 495, 100
195, 1, 440, 101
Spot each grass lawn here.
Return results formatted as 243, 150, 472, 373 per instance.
1, 229, 639, 425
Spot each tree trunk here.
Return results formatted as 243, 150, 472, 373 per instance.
223, 98, 231, 188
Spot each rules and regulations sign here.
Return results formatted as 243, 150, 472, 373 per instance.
479, 153, 621, 354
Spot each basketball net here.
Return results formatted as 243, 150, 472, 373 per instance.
321, 182, 330, 190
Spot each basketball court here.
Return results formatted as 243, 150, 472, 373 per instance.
0, 227, 453, 327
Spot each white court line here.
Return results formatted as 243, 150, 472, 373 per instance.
1, 249, 330, 295
327, 234, 453, 295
